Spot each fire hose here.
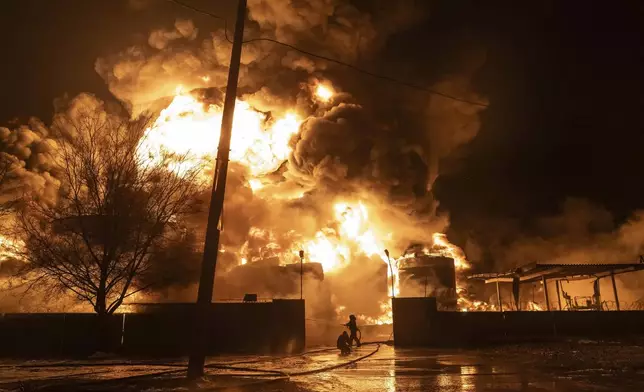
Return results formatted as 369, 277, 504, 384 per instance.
0, 347, 341, 370
4, 318, 388, 390
205, 343, 381, 391
3, 345, 382, 391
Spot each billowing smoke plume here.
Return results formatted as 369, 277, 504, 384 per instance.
491, 198, 644, 268
91, 0, 487, 315
426, 77, 488, 185
247, 0, 429, 62
485, 198, 644, 305
1, 1, 489, 322
0, 121, 61, 312
95, 0, 430, 115
0, 119, 59, 207
148, 19, 198, 50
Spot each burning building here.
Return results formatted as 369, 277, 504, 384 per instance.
398, 247, 457, 309
224, 260, 324, 299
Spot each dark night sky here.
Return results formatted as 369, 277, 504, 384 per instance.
1, 1, 643, 252
431, 1, 644, 248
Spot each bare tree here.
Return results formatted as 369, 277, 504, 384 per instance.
18, 96, 203, 315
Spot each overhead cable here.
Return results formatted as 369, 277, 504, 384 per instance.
165, 0, 489, 107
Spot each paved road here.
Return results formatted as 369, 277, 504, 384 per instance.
286, 345, 596, 392
0, 344, 638, 391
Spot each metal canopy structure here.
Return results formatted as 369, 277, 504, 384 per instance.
468, 261, 644, 312
469, 262, 644, 284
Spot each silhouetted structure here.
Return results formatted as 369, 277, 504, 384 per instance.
469, 262, 644, 311
398, 253, 457, 309
0, 300, 305, 357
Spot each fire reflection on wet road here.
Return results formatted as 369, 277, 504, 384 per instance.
0, 344, 635, 391
290, 346, 570, 392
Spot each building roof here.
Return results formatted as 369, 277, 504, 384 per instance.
468, 261, 644, 284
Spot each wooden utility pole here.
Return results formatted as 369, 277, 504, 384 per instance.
187, 0, 247, 379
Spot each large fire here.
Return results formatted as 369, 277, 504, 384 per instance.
294, 201, 400, 298
431, 233, 471, 270
299, 202, 389, 269
137, 88, 302, 179
138, 82, 483, 323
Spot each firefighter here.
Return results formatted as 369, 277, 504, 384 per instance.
344, 314, 361, 347
337, 331, 351, 355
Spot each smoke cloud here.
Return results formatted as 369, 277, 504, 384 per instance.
485, 198, 644, 305
127, 0, 153, 10
96, 0, 429, 114
491, 198, 644, 268
148, 19, 198, 50
90, 4, 487, 319
1, 1, 489, 323
0, 119, 59, 206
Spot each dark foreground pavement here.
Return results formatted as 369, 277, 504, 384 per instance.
1, 341, 643, 391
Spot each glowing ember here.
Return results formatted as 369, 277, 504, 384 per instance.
137, 90, 302, 178
315, 84, 334, 102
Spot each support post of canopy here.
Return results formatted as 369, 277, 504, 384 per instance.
496, 281, 503, 312
555, 280, 562, 311
611, 271, 620, 311
542, 276, 551, 311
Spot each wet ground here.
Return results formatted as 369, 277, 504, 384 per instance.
1, 341, 643, 391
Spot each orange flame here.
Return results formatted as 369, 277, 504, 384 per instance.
137, 90, 302, 179
430, 233, 470, 270
135, 82, 488, 321
297, 201, 394, 288
315, 84, 334, 102
527, 301, 543, 311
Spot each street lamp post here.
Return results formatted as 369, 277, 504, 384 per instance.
385, 249, 395, 298
299, 250, 304, 300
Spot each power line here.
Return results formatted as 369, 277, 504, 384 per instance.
165, 0, 234, 41
166, 0, 227, 25
165, 0, 489, 107
243, 37, 488, 106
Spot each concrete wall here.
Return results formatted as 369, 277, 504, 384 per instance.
0, 300, 305, 357
0, 313, 123, 357
393, 297, 644, 347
